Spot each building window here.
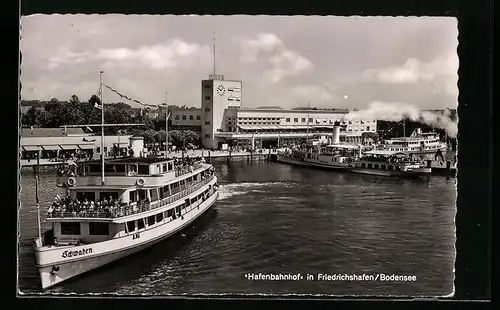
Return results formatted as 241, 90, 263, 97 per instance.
175, 115, 180, 120
205, 120, 210, 125
204, 107, 210, 112
196, 115, 201, 120
61, 222, 81, 235
96, 147, 101, 153
204, 96, 211, 100
294, 118, 298, 122
301, 118, 306, 122
367, 126, 370, 131
204, 84, 211, 88
309, 118, 313, 122
204, 134, 211, 138
190, 115, 194, 120
182, 115, 187, 120
286, 118, 290, 122
89, 222, 109, 235
228, 127, 232, 132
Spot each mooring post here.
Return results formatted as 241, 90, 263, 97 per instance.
446, 160, 451, 178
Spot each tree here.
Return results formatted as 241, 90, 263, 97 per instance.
168, 130, 200, 149
69, 95, 80, 104
21, 107, 48, 127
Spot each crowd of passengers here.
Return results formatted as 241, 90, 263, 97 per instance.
363, 155, 417, 163
47, 195, 128, 217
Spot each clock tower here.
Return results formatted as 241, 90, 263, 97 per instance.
200, 74, 242, 149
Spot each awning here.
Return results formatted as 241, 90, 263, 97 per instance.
77, 144, 95, 150
59, 144, 80, 150
22, 145, 40, 152
40, 145, 60, 151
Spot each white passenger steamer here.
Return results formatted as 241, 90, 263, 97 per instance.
277, 123, 360, 171
350, 150, 431, 178
32, 72, 219, 290
33, 139, 219, 290
377, 128, 448, 155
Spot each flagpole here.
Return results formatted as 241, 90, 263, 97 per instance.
100, 71, 105, 186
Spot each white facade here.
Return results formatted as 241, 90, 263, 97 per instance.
201, 74, 242, 149
170, 108, 202, 127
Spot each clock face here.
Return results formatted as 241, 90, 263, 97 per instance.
216, 85, 226, 96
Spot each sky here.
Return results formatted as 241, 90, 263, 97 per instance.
20, 15, 458, 111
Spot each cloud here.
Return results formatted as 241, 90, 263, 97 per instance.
47, 39, 211, 71
361, 49, 458, 94
290, 85, 334, 103
235, 33, 313, 82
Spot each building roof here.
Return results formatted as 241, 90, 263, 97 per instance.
21, 127, 87, 137
238, 108, 349, 114
238, 124, 341, 130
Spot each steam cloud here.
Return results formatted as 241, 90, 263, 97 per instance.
342, 101, 458, 138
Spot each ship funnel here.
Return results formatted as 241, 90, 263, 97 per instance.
129, 136, 144, 158
332, 121, 341, 144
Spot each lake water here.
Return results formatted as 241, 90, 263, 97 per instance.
18, 159, 456, 296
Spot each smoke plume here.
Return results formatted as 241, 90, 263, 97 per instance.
342, 101, 458, 138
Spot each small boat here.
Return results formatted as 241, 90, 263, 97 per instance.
377, 128, 448, 155
350, 150, 431, 178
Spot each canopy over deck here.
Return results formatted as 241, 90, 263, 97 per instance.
325, 144, 359, 150
364, 150, 409, 157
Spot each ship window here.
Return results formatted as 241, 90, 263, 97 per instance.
138, 165, 149, 175
100, 192, 118, 200
362, 163, 366, 168
61, 222, 81, 235
156, 212, 164, 222
89, 222, 109, 235
388, 165, 393, 170
115, 164, 125, 173
76, 192, 96, 202
368, 164, 372, 169
137, 218, 145, 230
138, 189, 147, 201
150, 189, 159, 201
126, 221, 135, 232
167, 208, 175, 219
129, 190, 137, 202
162, 163, 167, 172
381, 165, 386, 170
147, 215, 156, 226
168, 162, 173, 171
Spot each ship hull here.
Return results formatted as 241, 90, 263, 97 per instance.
350, 167, 431, 178
35, 190, 219, 290
276, 154, 312, 167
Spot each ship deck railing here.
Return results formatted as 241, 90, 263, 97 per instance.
47, 175, 216, 220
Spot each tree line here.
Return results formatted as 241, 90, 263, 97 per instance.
21, 95, 201, 148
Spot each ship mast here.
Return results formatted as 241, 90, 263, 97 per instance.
35, 153, 41, 243
162, 92, 170, 159
306, 102, 310, 143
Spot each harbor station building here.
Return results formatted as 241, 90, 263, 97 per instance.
20, 127, 132, 166
169, 74, 378, 149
